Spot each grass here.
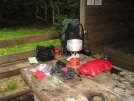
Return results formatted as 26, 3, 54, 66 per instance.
0, 27, 58, 40
0, 39, 60, 55
0, 88, 5, 93
0, 75, 27, 93
7, 81, 18, 90
0, 27, 60, 94
21, 81, 27, 87
0, 27, 61, 55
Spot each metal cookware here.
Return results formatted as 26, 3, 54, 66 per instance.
67, 39, 82, 52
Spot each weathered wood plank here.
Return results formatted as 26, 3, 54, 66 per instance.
104, 46, 134, 61
86, 15, 133, 25
0, 45, 61, 79
86, 22, 134, 33
0, 32, 59, 48
87, 28, 134, 41
86, 0, 134, 9
0, 45, 61, 64
87, 66, 134, 101
0, 86, 31, 101
21, 68, 88, 101
0, 50, 36, 64
82, 0, 134, 55
21, 55, 134, 101
86, 8, 134, 16
0, 69, 20, 79
0, 60, 31, 74
103, 46, 134, 72
80, 0, 86, 27
58, 75, 123, 101
53, 55, 124, 101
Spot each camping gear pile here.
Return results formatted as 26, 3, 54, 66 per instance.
59, 19, 91, 56
34, 19, 112, 78
67, 39, 82, 67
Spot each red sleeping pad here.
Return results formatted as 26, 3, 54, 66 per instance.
78, 59, 112, 76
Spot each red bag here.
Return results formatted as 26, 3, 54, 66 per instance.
78, 59, 112, 76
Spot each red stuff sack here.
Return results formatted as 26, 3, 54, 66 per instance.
78, 59, 112, 76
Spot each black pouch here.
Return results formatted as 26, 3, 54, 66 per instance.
36, 45, 55, 61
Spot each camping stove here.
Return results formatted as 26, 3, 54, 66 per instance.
67, 39, 82, 68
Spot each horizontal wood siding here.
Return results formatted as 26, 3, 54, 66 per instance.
0, 45, 61, 65
84, 0, 134, 54
0, 32, 59, 48
0, 32, 61, 78
0, 32, 60, 64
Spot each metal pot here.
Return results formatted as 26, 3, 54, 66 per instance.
67, 39, 82, 52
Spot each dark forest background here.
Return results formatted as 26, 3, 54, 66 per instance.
0, 0, 80, 29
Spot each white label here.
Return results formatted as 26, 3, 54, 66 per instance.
95, 0, 102, 5
28, 57, 38, 64
87, 0, 94, 5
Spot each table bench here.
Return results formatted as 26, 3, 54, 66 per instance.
20, 54, 134, 101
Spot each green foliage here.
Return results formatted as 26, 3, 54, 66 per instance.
61, 0, 80, 18
0, 76, 28, 93
0, 27, 60, 55
21, 81, 27, 87
0, 27, 58, 40
54, 14, 68, 29
7, 81, 18, 90
0, 88, 6, 93
0, 0, 80, 55
0, 0, 80, 24
0, 39, 60, 55
1, 0, 36, 21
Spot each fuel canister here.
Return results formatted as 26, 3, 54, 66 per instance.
54, 49, 60, 55
70, 57, 80, 68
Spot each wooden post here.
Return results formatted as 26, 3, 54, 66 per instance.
80, 0, 86, 28
34, 94, 40, 101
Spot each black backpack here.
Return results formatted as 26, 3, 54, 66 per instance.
36, 45, 55, 61
59, 19, 91, 56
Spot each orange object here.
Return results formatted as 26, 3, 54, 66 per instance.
70, 57, 80, 68
54, 49, 60, 55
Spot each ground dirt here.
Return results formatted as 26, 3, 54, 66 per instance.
0, 75, 34, 101
0, 22, 47, 101
5, 92, 34, 101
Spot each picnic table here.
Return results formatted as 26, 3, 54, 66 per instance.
20, 54, 134, 101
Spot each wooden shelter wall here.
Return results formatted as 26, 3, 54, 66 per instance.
0, 33, 60, 64
85, 0, 134, 54
0, 33, 60, 78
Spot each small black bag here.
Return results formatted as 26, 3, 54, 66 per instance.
36, 45, 55, 61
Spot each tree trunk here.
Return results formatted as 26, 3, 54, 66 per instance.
35, 0, 45, 21
57, 0, 60, 15
44, 0, 48, 24
50, 0, 55, 25
0, 3, 3, 20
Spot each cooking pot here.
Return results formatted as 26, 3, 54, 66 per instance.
67, 39, 82, 52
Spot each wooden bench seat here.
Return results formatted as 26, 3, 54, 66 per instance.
103, 39, 134, 72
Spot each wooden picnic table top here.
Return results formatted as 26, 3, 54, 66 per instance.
20, 54, 134, 101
